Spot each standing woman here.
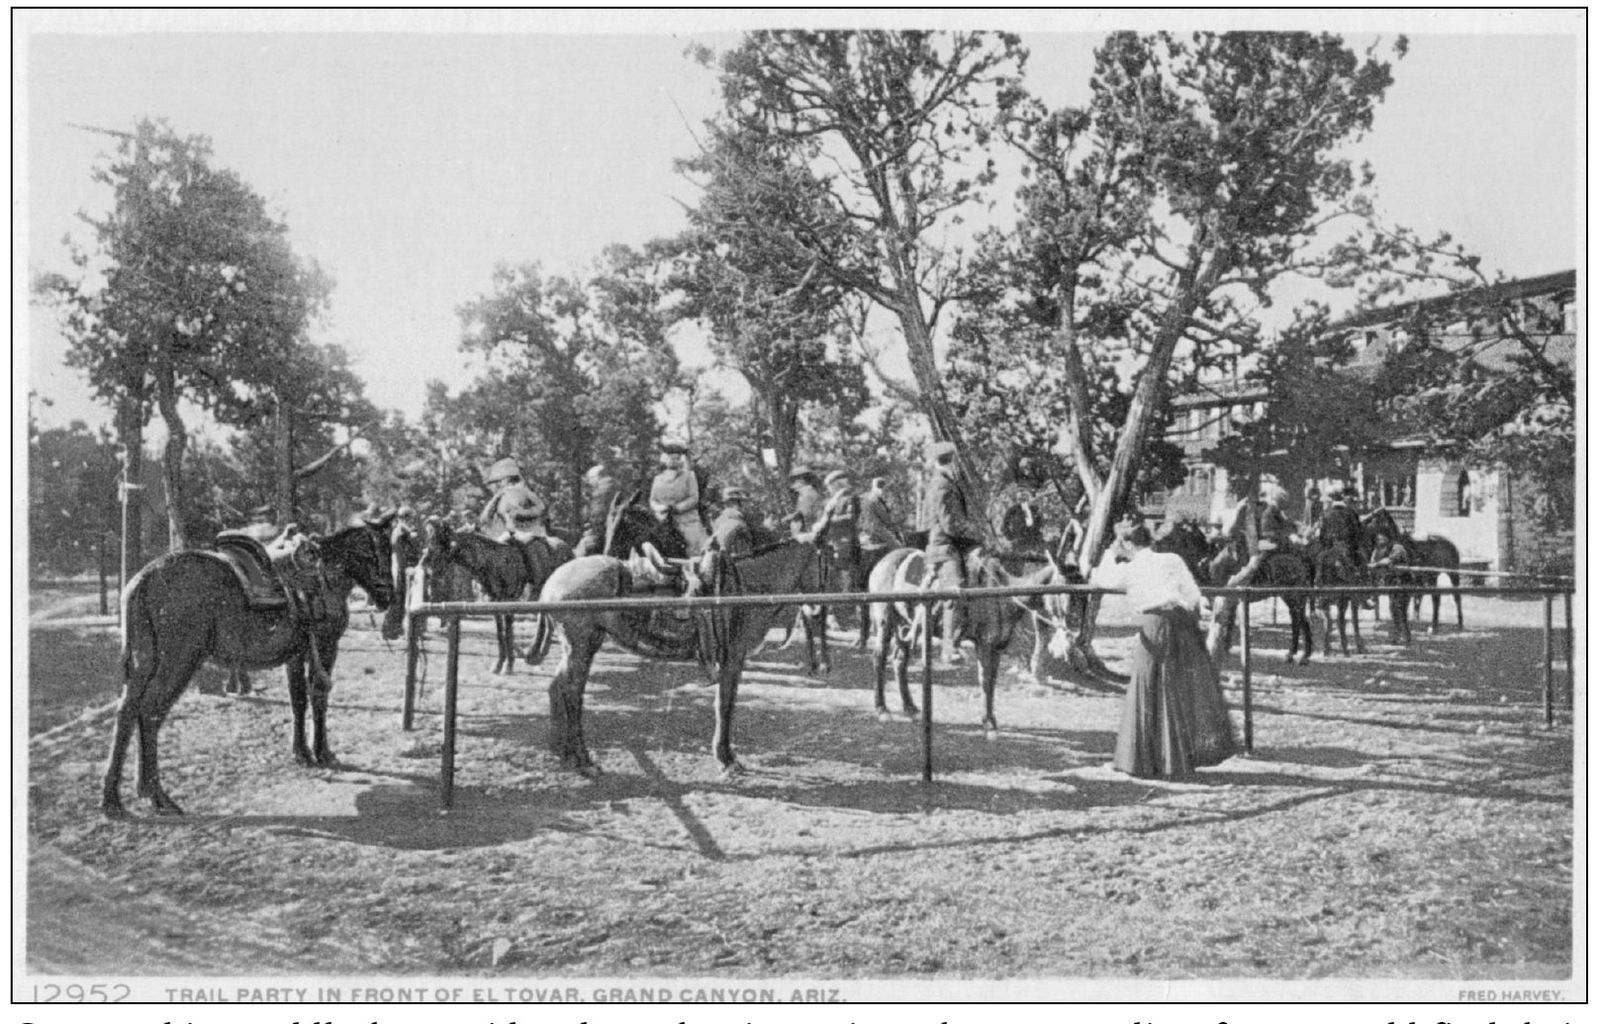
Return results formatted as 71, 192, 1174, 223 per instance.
1092, 523, 1239, 779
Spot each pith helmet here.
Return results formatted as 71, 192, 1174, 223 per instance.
486, 458, 522, 485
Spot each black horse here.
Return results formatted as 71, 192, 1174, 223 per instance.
419, 518, 571, 673
1307, 537, 1367, 656
1209, 546, 1318, 664
103, 517, 401, 817
1363, 507, 1463, 633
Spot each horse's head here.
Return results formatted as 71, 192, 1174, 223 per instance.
321, 519, 398, 613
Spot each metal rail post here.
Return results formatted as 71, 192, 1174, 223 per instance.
442, 617, 461, 809
402, 612, 421, 731
1241, 591, 1254, 753
1543, 594, 1554, 729
922, 596, 935, 784
1565, 591, 1575, 710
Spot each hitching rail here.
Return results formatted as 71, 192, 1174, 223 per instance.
403, 582, 1575, 811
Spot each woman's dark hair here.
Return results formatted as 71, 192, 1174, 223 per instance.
1125, 524, 1154, 547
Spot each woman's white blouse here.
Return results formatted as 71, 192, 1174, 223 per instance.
1092, 546, 1203, 615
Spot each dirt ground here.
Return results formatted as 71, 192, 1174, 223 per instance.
23, 581, 1577, 990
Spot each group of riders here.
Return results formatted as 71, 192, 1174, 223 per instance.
241, 434, 1423, 645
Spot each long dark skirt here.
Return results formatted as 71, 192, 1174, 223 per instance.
1114, 609, 1239, 779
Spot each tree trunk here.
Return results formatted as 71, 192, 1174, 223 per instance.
117, 398, 146, 575
1066, 254, 1225, 670
155, 375, 189, 553
275, 398, 295, 521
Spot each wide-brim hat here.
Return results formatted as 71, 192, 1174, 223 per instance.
510, 507, 543, 524
248, 503, 276, 520
789, 465, 816, 481
486, 457, 522, 484
929, 440, 958, 460
722, 486, 748, 502
659, 438, 689, 455
824, 469, 851, 487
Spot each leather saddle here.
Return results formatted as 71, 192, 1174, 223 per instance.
212, 531, 302, 612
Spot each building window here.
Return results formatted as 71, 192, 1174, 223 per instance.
1456, 469, 1472, 517
1365, 470, 1416, 510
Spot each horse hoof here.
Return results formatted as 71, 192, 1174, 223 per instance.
577, 763, 602, 780
906, 708, 921, 722
720, 760, 745, 781
101, 801, 129, 820
876, 709, 892, 724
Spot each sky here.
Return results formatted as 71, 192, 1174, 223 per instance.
16, 10, 1583, 436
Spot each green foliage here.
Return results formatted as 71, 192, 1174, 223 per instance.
449, 249, 678, 526
37, 118, 332, 549
697, 30, 1029, 452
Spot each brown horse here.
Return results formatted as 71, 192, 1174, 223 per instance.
419, 518, 571, 673
539, 540, 831, 778
1363, 507, 1463, 633
102, 517, 401, 817
866, 546, 1071, 734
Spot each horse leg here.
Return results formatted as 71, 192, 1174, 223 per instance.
872, 619, 892, 719
1349, 599, 1366, 654
492, 614, 508, 674
711, 654, 746, 778
1298, 600, 1313, 663
547, 627, 600, 773
978, 644, 1002, 737
288, 654, 316, 767
310, 637, 339, 767
503, 613, 517, 672
1320, 601, 1334, 657
1428, 588, 1441, 635
1453, 575, 1464, 631
133, 642, 206, 816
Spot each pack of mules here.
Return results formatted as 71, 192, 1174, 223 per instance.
102, 512, 405, 817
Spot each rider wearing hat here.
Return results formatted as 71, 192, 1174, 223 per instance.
479, 457, 548, 540
711, 485, 756, 558
1211, 480, 1294, 585
787, 466, 825, 537
1315, 486, 1364, 564
649, 438, 710, 557
923, 440, 983, 662
923, 440, 984, 587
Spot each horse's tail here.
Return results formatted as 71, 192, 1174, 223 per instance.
120, 571, 158, 691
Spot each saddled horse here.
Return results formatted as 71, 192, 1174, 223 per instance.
866, 546, 1075, 734
419, 518, 571, 673
1363, 507, 1463, 633
1307, 537, 1367, 656
102, 516, 401, 817
1209, 546, 1318, 664
538, 539, 832, 778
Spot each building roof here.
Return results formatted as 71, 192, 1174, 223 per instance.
1326, 269, 1575, 334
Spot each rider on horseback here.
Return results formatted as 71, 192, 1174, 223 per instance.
1315, 486, 1364, 562
649, 438, 711, 557
1210, 480, 1295, 586
923, 440, 984, 662
479, 458, 548, 542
